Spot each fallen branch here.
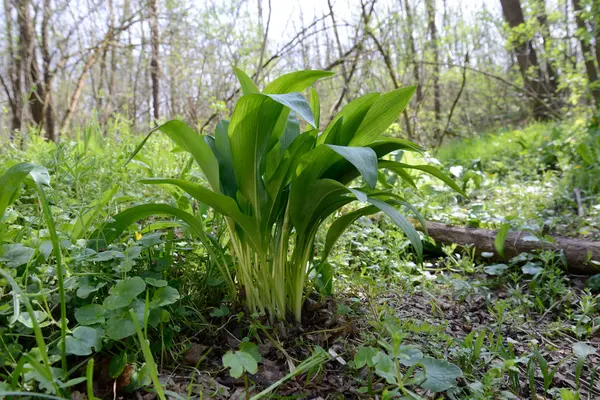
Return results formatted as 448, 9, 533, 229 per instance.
417, 221, 600, 274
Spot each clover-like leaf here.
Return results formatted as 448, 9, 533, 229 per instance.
521, 262, 543, 275
354, 346, 379, 369
239, 339, 262, 363
75, 304, 106, 325
65, 326, 102, 356
103, 276, 146, 310
372, 351, 397, 384
573, 342, 596, 360
106, 313, 136, 340
222, 350, 258, 378
396, 345, 424, 367
0, 244, 36, 268
210, 304, 230, 317
149, 286, 180, 308
484, 264, 509, 276
416, 357, 463, 392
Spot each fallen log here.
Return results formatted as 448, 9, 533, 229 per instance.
417, 221, 600, 275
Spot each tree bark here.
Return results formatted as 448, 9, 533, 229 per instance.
572, 0, 600, 108
2, 0, 22, 134
419, 221, 600, 274
149, 0, 160, 120
499, 0, 553, 119
426, 0, 441, 128
17, 0, 45, 127
41, 0, 57, 141
404, 0, 422, 103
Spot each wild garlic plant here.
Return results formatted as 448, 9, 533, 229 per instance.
114, 69, 463, 321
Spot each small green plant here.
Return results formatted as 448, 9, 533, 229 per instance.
105, 68, 463, 322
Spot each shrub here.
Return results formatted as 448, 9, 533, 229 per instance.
99, 69, 462, 321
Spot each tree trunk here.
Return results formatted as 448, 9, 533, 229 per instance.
418, 221, 600, 275
499, 0, 552, 119
573, 0, 600, 108
41, 0, 57, 141
2, 0, 22, 134
403, 0, 422, 103
149, 0, 160, 120
426, 0, 441, 128
17, 0, 45, 127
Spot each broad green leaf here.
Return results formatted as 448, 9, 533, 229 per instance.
416, 357, 462, 393
65, 327, 102, 356
349, 86, 416, 146
263, 70, 334, 94
484, 263, 509, 276
239, 340, 262, 363
521, 262, 543, 275
586, 274, 600, 293
212, 120, 238, 198
310, 86, 320, 129
573, 342, 596, 359
264, 93, 316, 128
0, 162, 36, 218
233, 66, 259, 95
229, 94, 283, 216
0, 244, 35, 268
156, 120, 220, 191
103, 277, 146, 310
145, 277, 168, 287
354, 346, 379, 369
150, 286, 180, 308
319, 93, 379, 146
140, 180, 261, 250
373, 351, 397, 384
106, 313, 136, 340
367, 197, 422, 260
396, 345, 423, 367
321, 205, 378, 262
495, 223, 510, 258
75, 304, 106, 325
326, 145, 378, 189
315, 261, 334, 295
385, 162, 466, 196
222, 350, 258, 378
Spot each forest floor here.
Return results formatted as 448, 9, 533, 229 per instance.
1, 119, 599, 399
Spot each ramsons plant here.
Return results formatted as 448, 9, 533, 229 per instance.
100, 69, 463, 322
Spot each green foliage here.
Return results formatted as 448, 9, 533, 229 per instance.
124, 68, 460, 321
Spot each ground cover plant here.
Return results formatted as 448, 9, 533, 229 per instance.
1, 80, 600, 400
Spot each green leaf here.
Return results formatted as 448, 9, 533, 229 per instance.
310, 86, 320, 129
210, 304, 230, 317
75, 304, 106, 325
264, 93, 316, 128
0, 244, 35, 268
484, 264, 509, 276
149, 286, 180, 308
106, 313, 136, 340
156, 120, 220, 191
521, 262, 543, 275
109, 351, 128, 378
65, 326, 102, 356
354, 346, 379, 369
233, 66, 259, 95
586, 274, 600, 293
366, 198, 422, 261
0, 162, 36, 218
495, 223, 510, 258
71, 185, 119, 240
263, 70, 334, 94
103, 277, 146, 310
349, 86, 416, 146
222, 350, 258, 378
396, 345, 424, 367
573, 342, 596, 359
373, 351, 397, 384
326, 145, 378, 189
319, 93, 379, 146
416, 357, 463, 392
145, 278, 168, 287
239, 340, 262, 363
212, 119, 238, 198
387, 162, 466, 197
321, 205, 378, 262
315, 261, 334, 295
